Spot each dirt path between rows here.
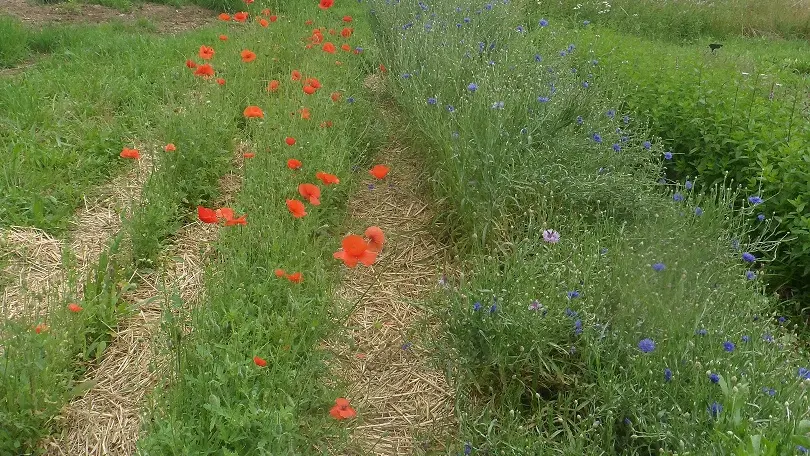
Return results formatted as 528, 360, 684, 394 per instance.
328, 75, 456, 455
0, 0, 214, 33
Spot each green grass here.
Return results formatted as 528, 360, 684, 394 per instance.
369, 0, 810, 453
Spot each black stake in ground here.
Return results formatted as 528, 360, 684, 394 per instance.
709, 43, 723, 53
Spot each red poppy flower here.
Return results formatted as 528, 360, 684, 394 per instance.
379, 64, 387, 72
328, 28, 336, 35
303, 85, 316, 95
253, 356, 267, 367
164, 143, 176, 152
274, 268, 286, 277
199, 45, 215, 60
298, 183, 321, 205
286, 199, 307, 218
218, 12, 230, 21
194, 63, 214, 78
329, 398, 357, 420
315, 171, 340, 185
241, 49, 257, 63
234, 11, 249, 22
67, 303, 82, 313
285, 137, 296, 146
286, 272, 303, 283
341, 44, 351, 52
369, 164, 390, 179
305, 77, 321, 88
243, 106, 264, 118
365, 226, 385, 252
267, 79, 280, 92
34, 323, 49, 334
197, 206, 218, 224
217, 207, 247, 226
318, 0, 334, 9
311, 32, 324, 44
305, 19, 314, 25
185, 59, 197, 69
291, 69, 302, 81
343, 15, 352, 22
120, 147, 140, 159
245, 0, 254, 4
299, 107, 311, 120
287, 158, 302, 170
259, 18, 269, 27
270, 15, 278, 22
341, 27, 353, 38
243, 152, 255, 159
261, 8, 270, 15
333, 234, 377, 268
322, 42, 336, 54
216, 78, 226, 85
330, 92, 341, 102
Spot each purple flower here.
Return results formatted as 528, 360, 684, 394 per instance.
427, 97, 437, 105
799, 367, 810, 380
748, 195, 763, 205
652, 262, 666, 272
708, 402, 723, 418
537, 96, 550, 103
745, 270, 756, 280
612, 144, 621, 152
638, 338, 655, 353
709, 372, 720, 383
347, 97, 355, 103
673, 193, 684, 202
664, 368, 672, 382
742, 335, 750, 343
763, 333, 773, 342
762, 387, 776, 396
742, 252, 756, 263
473, 301, 482, 311
623, 115, 630, 124
583, 20, 590, 25
582, 81, 589, 88
643, 141, 652, 149
539, 18, 549, 27
567, 291, 580, 300
592, 133, 602, 143
723, 341, 735, 352
576, 116, 584, 125
516, 25, 525, 32
664, 151, 673, 160
464, 443, 472, 455
489, 304, 497, 313
574, 319, 583, 335
685, 180, 693, 190
401, 342, 412, 350
467, 82, 478, 92
402, 73, 412, 79
696, 328, 708, 336
695, 207, 704, 216
606, 109, 616, 118
757, 213, 765, 221
534, 54, 543, 62
543, 229, 560, 243
447, 105, 455, 113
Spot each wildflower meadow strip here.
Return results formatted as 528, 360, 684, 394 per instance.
137, 2, 386, 453
369, 1, 810, 453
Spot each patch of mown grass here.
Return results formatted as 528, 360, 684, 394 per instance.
370, 0, 810, 454
137, 3, 386, 453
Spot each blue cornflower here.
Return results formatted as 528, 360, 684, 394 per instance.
516, 25, 525, 32
600, 247, 609, 255
623, 115, 630, 124
537, 96, 549, 103
623, 417, 632, 425
464, 17, 471, 23
643, 141, 652, 149
347, 97, 355, 103
592, 133, 602, 143
467, 82, 478, 92
709, 373, 720, 384
427, 97, 437, 105
708, 402, 723, 418
742, 335, 750, 343
664, 368, 672, 382
763, 333, 773, 342
652, 262, 666, 272
484, 2, 493, 10
567, 290, 580, 299
489, 303, 497, 313
424, 23, 432, 31
582, 81, 589, 88
446, 105, 455, 113
731, 239, 740, 250
473, 301, 482, 311
401, 342, 412, 350
559, 50, 567, 57
612, 144, 621, 152
574, 319, 583, 335
402, 73, 411, 79
673, 193, 684, 202
592, 59, 599, 65
748, 195, 763, 205
576, 116, 584, 125
723, 341, 735, 352
565, 308, 579, 318
534, 54, 543, 62
539, 18, 549, 27
685, 180, 693, 190
696, 328, 708, 336
568, 44, 575, 52
745, 270, 756, 280
355, 47, 364, 53
757, 213, 765, 221
403, 22, 413, 30
464, 443, 472, 455
762, 387, 776, 396
799, 445, 809, 454
583, 20, 590, 25
638, 338, 655, 353
742, 252, 756, 263
664, 151, 673, 159
606, 109, 616, 118
799, 367, 810, 380
778, 316, 787, 324
695, 207, 703, 216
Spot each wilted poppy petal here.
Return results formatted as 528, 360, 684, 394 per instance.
365, 226, 385, 252
197, 206, 218, 224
